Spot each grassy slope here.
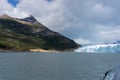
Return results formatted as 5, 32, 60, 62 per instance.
0, 18, 79, 51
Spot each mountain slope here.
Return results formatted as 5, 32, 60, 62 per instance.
0, 14, 80, 51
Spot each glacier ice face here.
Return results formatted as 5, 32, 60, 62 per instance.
75, 44, 120, 53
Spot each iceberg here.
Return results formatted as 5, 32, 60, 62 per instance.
75, 44, 120, 53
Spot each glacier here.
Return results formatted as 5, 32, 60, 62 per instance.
75, 44, 120, 53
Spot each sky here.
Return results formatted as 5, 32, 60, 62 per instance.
0, 0, 120, 44
7, 0, 20, 7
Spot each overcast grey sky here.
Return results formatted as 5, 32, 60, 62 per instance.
1, 0, 120, 44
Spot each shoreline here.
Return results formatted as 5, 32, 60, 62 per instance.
0, 45, 81, 53
29, 49, 59, 52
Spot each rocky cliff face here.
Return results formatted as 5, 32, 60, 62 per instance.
0, 14, 80, 51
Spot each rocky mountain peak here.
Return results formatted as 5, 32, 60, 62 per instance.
23, 15, 37, 23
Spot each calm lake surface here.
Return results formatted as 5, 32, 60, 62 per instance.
0, 52, 120, 80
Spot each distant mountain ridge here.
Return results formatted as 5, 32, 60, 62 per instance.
105, 40, 120, 44
113, 40, 120, 44
0, 14, 80, 52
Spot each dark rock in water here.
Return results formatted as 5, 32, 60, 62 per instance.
0, 14, 80, 51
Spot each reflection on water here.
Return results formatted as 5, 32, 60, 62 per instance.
0, 52, 119, 80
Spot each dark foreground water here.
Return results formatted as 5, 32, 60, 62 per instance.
0, 52, 120, 80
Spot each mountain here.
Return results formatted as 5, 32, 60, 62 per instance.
75, 44, 120, 53
113, 40, 120, 44
0, 14, 80, 52
105, 40, 120, 44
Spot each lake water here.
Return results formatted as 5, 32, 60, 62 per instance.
0, 52, 120, 80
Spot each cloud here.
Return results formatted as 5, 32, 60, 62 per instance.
74, 38, 94, 44
1, 0, 120, 44
5, 8, 28, 18
0, 0, 28, 18
0, 0, 13, 15
95, 25, 120, 43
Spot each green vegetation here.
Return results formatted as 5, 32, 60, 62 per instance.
0, 18, 79, 51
